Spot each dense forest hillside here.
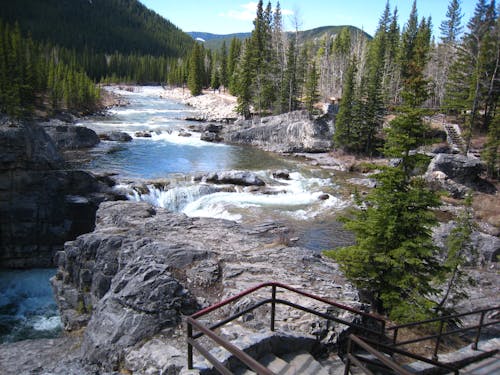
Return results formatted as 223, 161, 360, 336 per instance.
189, 26, 370, 50
0, 0, 194, 57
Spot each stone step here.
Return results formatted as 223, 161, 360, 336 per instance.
460, 353, 500, 374
259, 353, 292, 374
281, 351, 330, 375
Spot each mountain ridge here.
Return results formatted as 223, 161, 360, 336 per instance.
0, 0, 194, 57
188, 25, 372, 50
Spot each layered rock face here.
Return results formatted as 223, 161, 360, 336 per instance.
52, 200, 355, 371
0, 118, 113, 268
224, 111, 333, 153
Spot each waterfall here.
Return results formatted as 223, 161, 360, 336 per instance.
127, 184, 220, 212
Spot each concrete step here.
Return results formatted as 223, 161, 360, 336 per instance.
259, 353, 292, 374
460, 353, 500, 374
281, 351, 329, 375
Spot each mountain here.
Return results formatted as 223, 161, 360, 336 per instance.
0, 0, 194, 57
189, 26, 371, 50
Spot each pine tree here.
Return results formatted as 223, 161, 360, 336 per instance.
326, 3, 444, 323
219, 41, 228, 91
445, 0, 499, 153
187, 42, 203, 96
227, 38, 242, 95
334, 57, 358, 150
304, 61, 319, 114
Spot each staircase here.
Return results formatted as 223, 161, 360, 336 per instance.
443, 123, 466, 153
233, 351, 333, 375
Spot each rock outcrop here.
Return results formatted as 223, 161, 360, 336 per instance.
0, 118, 114, 268
52, 200, 356, 371
223, 111, 333, 153
42, 121, 100, 149
193, 170, 265, 186
425, 154, 496, 198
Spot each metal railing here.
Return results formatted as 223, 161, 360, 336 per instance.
387, 306, 500, 361
345, 334, 414, 375
186, 282, 499, 374
187, 281, 386, 373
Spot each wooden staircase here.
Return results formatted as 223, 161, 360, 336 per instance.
443, 123, 466, 153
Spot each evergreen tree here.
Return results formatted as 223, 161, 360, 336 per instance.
227, 37, 242, 95
445, 0, 499, 153
219, 41, 228, 91
334, 57, 358, 150
187, 42, 204, 96
436, 193, 477, 313
304, 61, 319, 114
326, 3, 444, 323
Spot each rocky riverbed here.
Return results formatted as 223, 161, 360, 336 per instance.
1, 87, 499, 374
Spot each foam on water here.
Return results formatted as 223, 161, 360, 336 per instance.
0, 269, 61, 343
124, 171, 348, 222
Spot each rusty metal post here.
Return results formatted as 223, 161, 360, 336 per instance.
187, 322, 193, 369
473, 311, 486, 350
270, 284, 276, 331
433, 320, 445, 361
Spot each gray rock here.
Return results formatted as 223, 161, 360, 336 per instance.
425, 154, 496, 198
42, 123, 100, 149
0, 120, 114, 268
224, 110, 333, 153
200, 131, 222, 142
51, 201, 354, 371
272, 170, 290, 180
99, 131, 132, 142
433, 221, 500, 264
81, 261, 197, 370
194, 170, 265, 186
204, 123, 223, 133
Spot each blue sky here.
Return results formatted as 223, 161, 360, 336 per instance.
139, 0, 477, 37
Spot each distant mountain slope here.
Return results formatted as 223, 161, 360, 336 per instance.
0, 0, 194, 57
189, 26, 371, 50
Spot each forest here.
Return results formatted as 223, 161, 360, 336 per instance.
178, 0, 498, 179
0, 0, 195, 117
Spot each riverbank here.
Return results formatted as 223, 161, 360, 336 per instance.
159, 86, 238, 122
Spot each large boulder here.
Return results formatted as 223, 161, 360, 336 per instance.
0, 118, 112, 268
81, 261, 197, 369
42, 122, 100, 149
224, 111, 333, 153
425, 154, 496, 198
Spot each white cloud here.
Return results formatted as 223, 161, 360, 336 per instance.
219, 2, 293, 21
220, 2, 258, 21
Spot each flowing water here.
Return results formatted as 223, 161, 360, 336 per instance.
0, 269, 61, 344
1, 86, 353, 343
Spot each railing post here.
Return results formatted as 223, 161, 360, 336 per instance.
270, 284, 276, 332
187, 321, 193, 369
433, 320, 445, 361
473, 311, 486, 350
393, 327, 399, 346
344, 337, 353, 375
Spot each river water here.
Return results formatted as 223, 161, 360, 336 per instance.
1, 86, 354, 343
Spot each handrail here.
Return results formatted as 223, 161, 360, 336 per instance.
187, 282, 386, 373
191, 281, 385, 324
187, 316, 274, 375
345, 334, 414, 375
186, 282, 498, 374
387, 305, 500, 359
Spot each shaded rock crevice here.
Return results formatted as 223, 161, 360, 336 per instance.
0, 118, 116, 268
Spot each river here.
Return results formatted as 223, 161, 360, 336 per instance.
0, 86, 354, 343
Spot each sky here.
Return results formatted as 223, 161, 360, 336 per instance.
139, 0, 477, 38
